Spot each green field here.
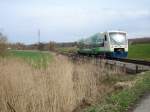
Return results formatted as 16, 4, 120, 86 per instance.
10, 50, 52, 68
128, 43, 150, 61
11, 50, 52, 60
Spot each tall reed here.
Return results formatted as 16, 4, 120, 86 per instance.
0, 56, 122, 112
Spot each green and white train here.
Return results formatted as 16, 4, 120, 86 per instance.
77, 30, 128, 58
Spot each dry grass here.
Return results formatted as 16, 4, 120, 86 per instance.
0, 56, 124, 112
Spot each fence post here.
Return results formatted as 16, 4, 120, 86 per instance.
123, 64, 126, 73
136, 65, 138, 73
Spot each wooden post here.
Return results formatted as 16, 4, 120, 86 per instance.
123, 64, 126, 73
136, 65, 138, 73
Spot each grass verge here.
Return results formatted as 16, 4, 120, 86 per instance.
84, 71, 150, 112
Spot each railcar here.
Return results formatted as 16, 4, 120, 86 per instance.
77, 31, 128, 58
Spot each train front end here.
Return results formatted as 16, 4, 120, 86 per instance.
108, 31, 128, 58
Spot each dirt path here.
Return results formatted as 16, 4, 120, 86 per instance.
133, 94, 150, 112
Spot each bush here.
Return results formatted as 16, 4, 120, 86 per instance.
38, 42, 45, 51
0, 33, 8, 57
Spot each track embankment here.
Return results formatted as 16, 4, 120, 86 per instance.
56, 52, 150, 74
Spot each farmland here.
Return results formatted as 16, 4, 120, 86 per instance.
128, 43, 150, 61
10, 50, 52, 62
10, 50, 53, 68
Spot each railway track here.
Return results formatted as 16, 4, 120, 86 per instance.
111, 58, 150, 67
57, 52, 150, 74
59, 52, 150, 66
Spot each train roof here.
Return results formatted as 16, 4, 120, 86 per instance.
77, 30, 127, 42
104, 30, 127, 34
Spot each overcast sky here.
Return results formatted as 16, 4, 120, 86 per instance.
0, 0, 150, 44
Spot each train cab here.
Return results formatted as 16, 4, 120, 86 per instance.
106, 31, 128, 58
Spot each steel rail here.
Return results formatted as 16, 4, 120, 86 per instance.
57, 51, 150, 67
113, 58, 150, 66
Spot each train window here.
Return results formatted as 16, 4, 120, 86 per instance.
104, 35, 107, 41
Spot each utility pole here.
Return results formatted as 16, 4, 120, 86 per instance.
38, 29, 40, 44
37, 29, 41, 51
37, 29, 44, 51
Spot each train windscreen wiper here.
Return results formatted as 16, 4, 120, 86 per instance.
111, 38, 121, 46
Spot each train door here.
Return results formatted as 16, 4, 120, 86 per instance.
104, 34, 107, 42
104, 34, 109, 48
104, 34, 109, 57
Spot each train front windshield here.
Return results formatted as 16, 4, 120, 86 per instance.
109, 32, 127, 45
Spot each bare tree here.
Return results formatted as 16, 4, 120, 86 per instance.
0, 33, 8, 56
48, 41, 56, 51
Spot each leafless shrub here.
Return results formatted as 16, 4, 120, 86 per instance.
0, 33, 7, 56
48, 41, 56, 51
38, 42, 45, 51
